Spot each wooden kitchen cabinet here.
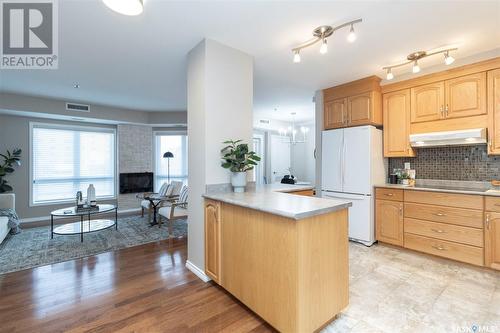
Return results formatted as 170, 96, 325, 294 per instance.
445, 72, 486, 119
488, 68, 500, 154
323, 76, 382, 129
410, 82, 445, 123
382, 89, 415, 157
485, 212, 500, 270
347, 92, 374, 126
324, 98, 347, 129
204, 199, 221, 282
376, 199, 404, 246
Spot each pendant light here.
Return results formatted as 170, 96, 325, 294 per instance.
103, 0, 144, 16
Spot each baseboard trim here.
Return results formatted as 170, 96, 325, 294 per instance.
185, 260, 211, 283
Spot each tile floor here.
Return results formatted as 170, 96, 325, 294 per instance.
324, 242, 500, 333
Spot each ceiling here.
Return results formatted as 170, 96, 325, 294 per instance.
1, 1, 499, 123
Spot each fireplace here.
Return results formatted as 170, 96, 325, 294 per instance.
119, 172, 153, 194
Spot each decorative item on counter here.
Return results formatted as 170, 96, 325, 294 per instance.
408, 170, 416, 186
400, 171, 411, 186
389, 173, 399, 184
87, 184, 97, 207
221, 139, 261, 193
281, 174, 296, 184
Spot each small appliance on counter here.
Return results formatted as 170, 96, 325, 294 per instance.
280, 174, 297, 184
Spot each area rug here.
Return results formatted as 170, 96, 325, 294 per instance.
0, 214, 187, 275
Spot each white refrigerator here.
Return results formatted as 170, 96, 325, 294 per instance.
321, 125, 386, 246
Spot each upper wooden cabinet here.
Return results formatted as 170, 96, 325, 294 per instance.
323, 76, 382, 130
445, 72, 486, 119
411, 82, 445, 123
488, 68, 500, 154
409, 73, 486, 124
324, 98, 347, 129
383, 89, 415, 157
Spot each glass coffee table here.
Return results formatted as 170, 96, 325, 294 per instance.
50, 204, 118, 242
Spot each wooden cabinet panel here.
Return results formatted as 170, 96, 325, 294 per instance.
410, 82, 445, 123
404, 203, 483, 229
445, 72, 487, 119
485, 212, 500, 270
405, 218, 484, 247
288, 189, 315, 196
347, 92, 371, 126
324, 98, 346, 129
485, 196, 500, 213
404, 190, 483, 210
404, 233, 484, 266
488, 69, 500, 154
383, 89, 415, 157
205, 200, 221, 282
376, 200, 403, 246
375, 188, 404, 201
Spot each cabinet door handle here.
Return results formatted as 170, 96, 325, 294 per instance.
486, 214, 490, 230
432, 245, 446, 251
440, 105, 444, 118
445, 104, 449, 117
385, 193, 394, 196
431, 228, 445, 233
399, 205, 403, 217
434, 213, 446, 217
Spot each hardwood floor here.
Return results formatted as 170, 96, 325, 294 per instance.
0, 237, 274, 333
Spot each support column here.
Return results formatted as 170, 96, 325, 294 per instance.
186, 39, 253, 278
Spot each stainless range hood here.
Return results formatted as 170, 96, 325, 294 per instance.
409, 128, 487, 148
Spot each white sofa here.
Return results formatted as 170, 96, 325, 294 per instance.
0, 193, 15, 244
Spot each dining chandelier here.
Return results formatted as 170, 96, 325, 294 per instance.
291, 19, 362, 63
383, 47, 457, 80
279, 113, 309, 145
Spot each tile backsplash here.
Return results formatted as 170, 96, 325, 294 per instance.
388, 145, 500, 181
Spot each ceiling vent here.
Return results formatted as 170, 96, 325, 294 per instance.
259, 119, 271, 125
66, 102, 90, 112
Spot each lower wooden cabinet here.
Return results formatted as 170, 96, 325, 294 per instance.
375, 199, 403, 246
485, 212, 500, 270
204, 199, 221, 282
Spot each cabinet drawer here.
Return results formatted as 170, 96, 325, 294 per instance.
376, 188, 404, 201
485, 196, 500, 213
404, 233, 484, 266
404, 190, 483, 210
405, 218, 484, 247
404, 203, 483, 228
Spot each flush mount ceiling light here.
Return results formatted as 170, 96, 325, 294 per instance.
383, 46, 457, 80
291, 19, 362, 63
103, 0, 143, 16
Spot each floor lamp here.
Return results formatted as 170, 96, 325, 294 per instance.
163, 151, 174, 183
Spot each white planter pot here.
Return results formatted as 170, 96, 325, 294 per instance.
231, 172, 247, 193
401, 179, 409, 185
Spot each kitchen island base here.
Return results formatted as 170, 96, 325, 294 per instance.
205, 199, 349, 333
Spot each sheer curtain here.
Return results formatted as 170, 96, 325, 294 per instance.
154, 133, 188, 191
31, 123, 116, 205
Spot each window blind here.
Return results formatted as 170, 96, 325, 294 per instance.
31, 124, 116, 205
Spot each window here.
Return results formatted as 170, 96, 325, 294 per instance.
154, 132, 188, 190
31, 123, 116, 205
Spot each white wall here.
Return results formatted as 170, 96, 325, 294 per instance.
187, 39, 253, 274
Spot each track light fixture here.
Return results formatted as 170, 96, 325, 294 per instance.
383, 46, 458, 80
291, 19, 362, 63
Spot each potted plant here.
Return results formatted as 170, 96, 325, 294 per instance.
400, 171, 410, 186
221, 140, 261, 193
0, 148, 22, 193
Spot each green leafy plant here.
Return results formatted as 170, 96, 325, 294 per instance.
0, 148, 22, 193
221, 140, 261, 173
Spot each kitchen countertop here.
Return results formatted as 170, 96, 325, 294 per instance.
203, 183, 352, 220
375, 181, 500, 197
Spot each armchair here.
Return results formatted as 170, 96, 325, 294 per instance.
0, 193, 15, 244
158, 186, 188, 238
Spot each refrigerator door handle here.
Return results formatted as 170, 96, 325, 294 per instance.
342, 137, 346, 186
